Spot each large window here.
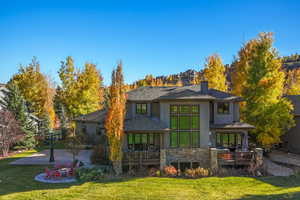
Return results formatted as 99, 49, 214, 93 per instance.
136, 103, 147, 114
127, 133, 160, 151
216, 133, 243, 149
170, 105, 200, 148
217, 102, 230, 114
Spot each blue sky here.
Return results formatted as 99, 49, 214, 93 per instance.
0, 0, 299, 85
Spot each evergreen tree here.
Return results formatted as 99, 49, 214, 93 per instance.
203, 54, 227, 91
0, 82, 37, 148
242, 33, 294, 147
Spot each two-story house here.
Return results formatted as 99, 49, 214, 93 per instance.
75, 81, 261, 170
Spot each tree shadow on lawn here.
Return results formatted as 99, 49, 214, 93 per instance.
237, 191, 300, 200
254, 175, 300, 188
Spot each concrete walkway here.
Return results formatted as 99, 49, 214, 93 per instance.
10, 149, 92, 166
264, 158, 294, 176
269, 150, 300, 167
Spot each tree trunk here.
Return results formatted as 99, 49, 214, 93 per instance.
1, 145, 9, 157
112, 160, 122, 176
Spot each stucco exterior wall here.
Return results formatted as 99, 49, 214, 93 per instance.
213, 102, 234, 124
151, 102, 160, 118
233, 102, 240, 122
76, 122, 101, 144
286, 116, 300, 153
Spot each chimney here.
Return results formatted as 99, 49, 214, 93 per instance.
201, 81, 208, 94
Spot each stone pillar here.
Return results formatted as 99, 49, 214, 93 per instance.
255, 148, 264, 166
210, 148, 219, 170
160, 149, 167, 170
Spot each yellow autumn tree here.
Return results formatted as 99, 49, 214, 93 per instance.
285, 68, 300, 95
231, 40, 258, 97
242, 33, 294, 147
105, 62, 126, 175
203, 54, 227, 91
175, 78, 184, 86
11, 57, 56, 128
58, 56, 104, 120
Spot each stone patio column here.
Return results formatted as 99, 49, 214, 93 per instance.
255, 148, 264, 166
242, 131, 249, 152
160, 149, 167, 170
210, 148, 218, 170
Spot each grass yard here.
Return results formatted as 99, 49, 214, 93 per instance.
1, 151, 300, 200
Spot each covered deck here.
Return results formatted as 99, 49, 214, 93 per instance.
122, 115, 169, 167
210, 122, 260, 167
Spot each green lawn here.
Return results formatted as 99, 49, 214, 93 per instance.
1, 151, 300, 200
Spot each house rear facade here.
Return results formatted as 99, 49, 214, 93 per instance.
75, 81, 262, 170
284, 95, 300, 154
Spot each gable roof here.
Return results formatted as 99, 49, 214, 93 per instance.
74, 109, 169, 132
286, 95, 300, 116
127, 85, 241, 102
125, 116, 169, 132
74, 109, 107, 123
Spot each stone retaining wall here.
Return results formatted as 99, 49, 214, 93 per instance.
160, 148, 210, 169
160, 148, 264, 170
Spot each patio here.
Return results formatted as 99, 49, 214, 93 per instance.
10, 149, 92, 166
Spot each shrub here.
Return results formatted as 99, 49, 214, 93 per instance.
76, 166, 112, 181
163, 165, 177, 177
184, 167, 210, 178
148, 168, 160, 177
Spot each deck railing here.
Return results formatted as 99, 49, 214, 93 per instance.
217, 151, 255, 166
123, 151, 160, 165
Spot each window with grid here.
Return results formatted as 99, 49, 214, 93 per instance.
127, 133, 160, 151
136, 103, 147, 114
216, 133, 243, 149
170, 105, 200, 148
217, 102, 230, 114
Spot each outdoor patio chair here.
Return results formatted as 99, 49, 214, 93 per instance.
54, 170, 62, 179
68, 168, 75, 177
45, 168, 53, 179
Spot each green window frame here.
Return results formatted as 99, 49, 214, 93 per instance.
216, 132, 243, 149
169, 105, 200, 148
127, 133, 161, 151
136, 103, 147, 114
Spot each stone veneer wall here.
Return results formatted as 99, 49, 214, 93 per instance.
160, 148, 264, 170
160, 148, 210, 169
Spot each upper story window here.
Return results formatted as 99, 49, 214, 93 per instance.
170, 105, 200, 148
217, 102, 230, 114
136, 103, 147, 115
